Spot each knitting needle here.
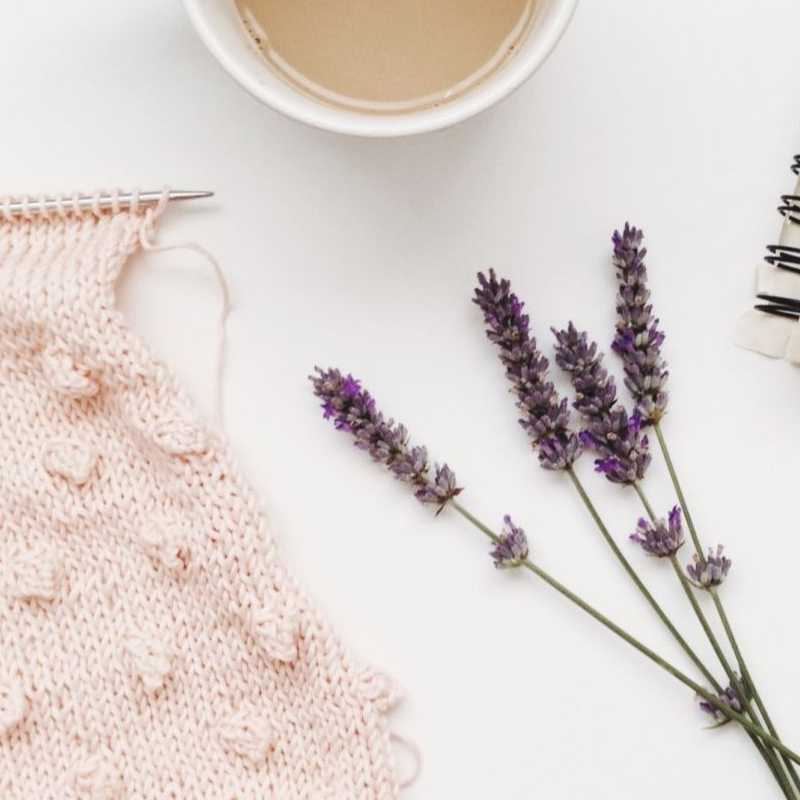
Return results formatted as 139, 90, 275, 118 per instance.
1, 190, 214, 216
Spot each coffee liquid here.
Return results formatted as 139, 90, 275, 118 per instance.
236, 0, 537, 114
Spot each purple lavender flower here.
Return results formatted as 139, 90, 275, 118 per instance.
490, 515, 530, 569
554, 323, 651, 484
699, 680, 743, 722
553, 322, 617, 417
415, 464, 461, 511
686, 545, 732, 589
473, 270, 582, 471
630, 506, 684, 557
611, 224, 669, 424
311, 367, 462, 512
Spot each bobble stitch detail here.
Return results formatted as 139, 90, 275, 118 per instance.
139, 523, 191, 575
41, 345, 98, 399
356, 668, 403, 713
0, 678, 27, 736
124, 636, 174, 692
151, 420, 208, 456
72, 750, 126, 799
218, 708, 275, 764
0, 206, 404, 796
7, 546, 62, 601
248, 596, 299, 663
42, 441, 97, 485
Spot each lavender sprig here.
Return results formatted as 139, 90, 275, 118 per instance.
473, 272, 731, 702
554, 322, 651, 484
687, 546, 732, 589
611, 224, 668, 424
490, 516, 529, 569
624, 228, 800, 791
310, 367, 462, 512
473, 270, 582, 471
310, 369, 800, 770
630, 506, 684, 558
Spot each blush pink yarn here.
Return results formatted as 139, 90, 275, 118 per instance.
0, 200, 403, 799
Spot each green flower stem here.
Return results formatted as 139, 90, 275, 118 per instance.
653, 421, 800, 795
624, 481, 789, 796
712, 588, 800, 794
566, 467, 721, 692
448, 499, 800, 767
668, 555, 795, 798
653, 422, 703, 558
632, 482, 656, 520
633, 481, 794, 797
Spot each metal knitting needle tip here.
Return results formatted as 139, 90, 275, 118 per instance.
165, 190, 215, 202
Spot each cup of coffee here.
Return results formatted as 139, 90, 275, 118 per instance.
182, 0, 578, 137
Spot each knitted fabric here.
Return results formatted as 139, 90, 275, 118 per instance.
0, 202, 401, 799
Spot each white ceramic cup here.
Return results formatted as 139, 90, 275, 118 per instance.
182, 0, 578, 137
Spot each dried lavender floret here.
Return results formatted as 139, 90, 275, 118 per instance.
699, 680, 743, 722
686, 545, 732, 589
490, 516, 530, 569
311, 367, 462, 511
473, 270, 582, 471
630, 506, 684, 557
611, 224, 669, 424
415, 464, 461, 513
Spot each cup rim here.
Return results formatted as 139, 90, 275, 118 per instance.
182, 0, 579, 138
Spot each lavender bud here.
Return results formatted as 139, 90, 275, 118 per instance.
699, 680, 743, 722
553, 323, 650, 484
686, 545, 732, 589
490, 516, 530, 569
539, 435, 583, 471
311, 367, 462, 512
473, 270, 582, 471
415, 465, 462, 514
629, 506, 684, 557
611, 225, 669, 425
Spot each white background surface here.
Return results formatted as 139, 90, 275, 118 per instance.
3, 2, 800, 797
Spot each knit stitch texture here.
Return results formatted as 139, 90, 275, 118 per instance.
0, 204, 401, 799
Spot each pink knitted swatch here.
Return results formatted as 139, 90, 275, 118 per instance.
0, 201, 402, 798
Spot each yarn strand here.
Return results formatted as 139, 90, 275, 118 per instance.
137, 189, 231, 428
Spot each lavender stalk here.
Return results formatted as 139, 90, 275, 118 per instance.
309, 367, 800, 767
472, 270, 582, 471
545, 322, 791, 775
448, 503, 800, 768
631, 491, 794, 796
310, 367, 462, 512
546, 322, 799, 781
610, 224, 668, 425
612, 225, 800, 794
472, 270, 720, 690
553, 322, 651, 485
546, 321, 800, 783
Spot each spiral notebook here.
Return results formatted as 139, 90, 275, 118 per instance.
734, 154, 800, 362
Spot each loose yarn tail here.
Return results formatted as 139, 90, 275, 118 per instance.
390, 732, 422, 791
136, 188, 231, 429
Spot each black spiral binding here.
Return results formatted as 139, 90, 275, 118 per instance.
756, 155, 800, 320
